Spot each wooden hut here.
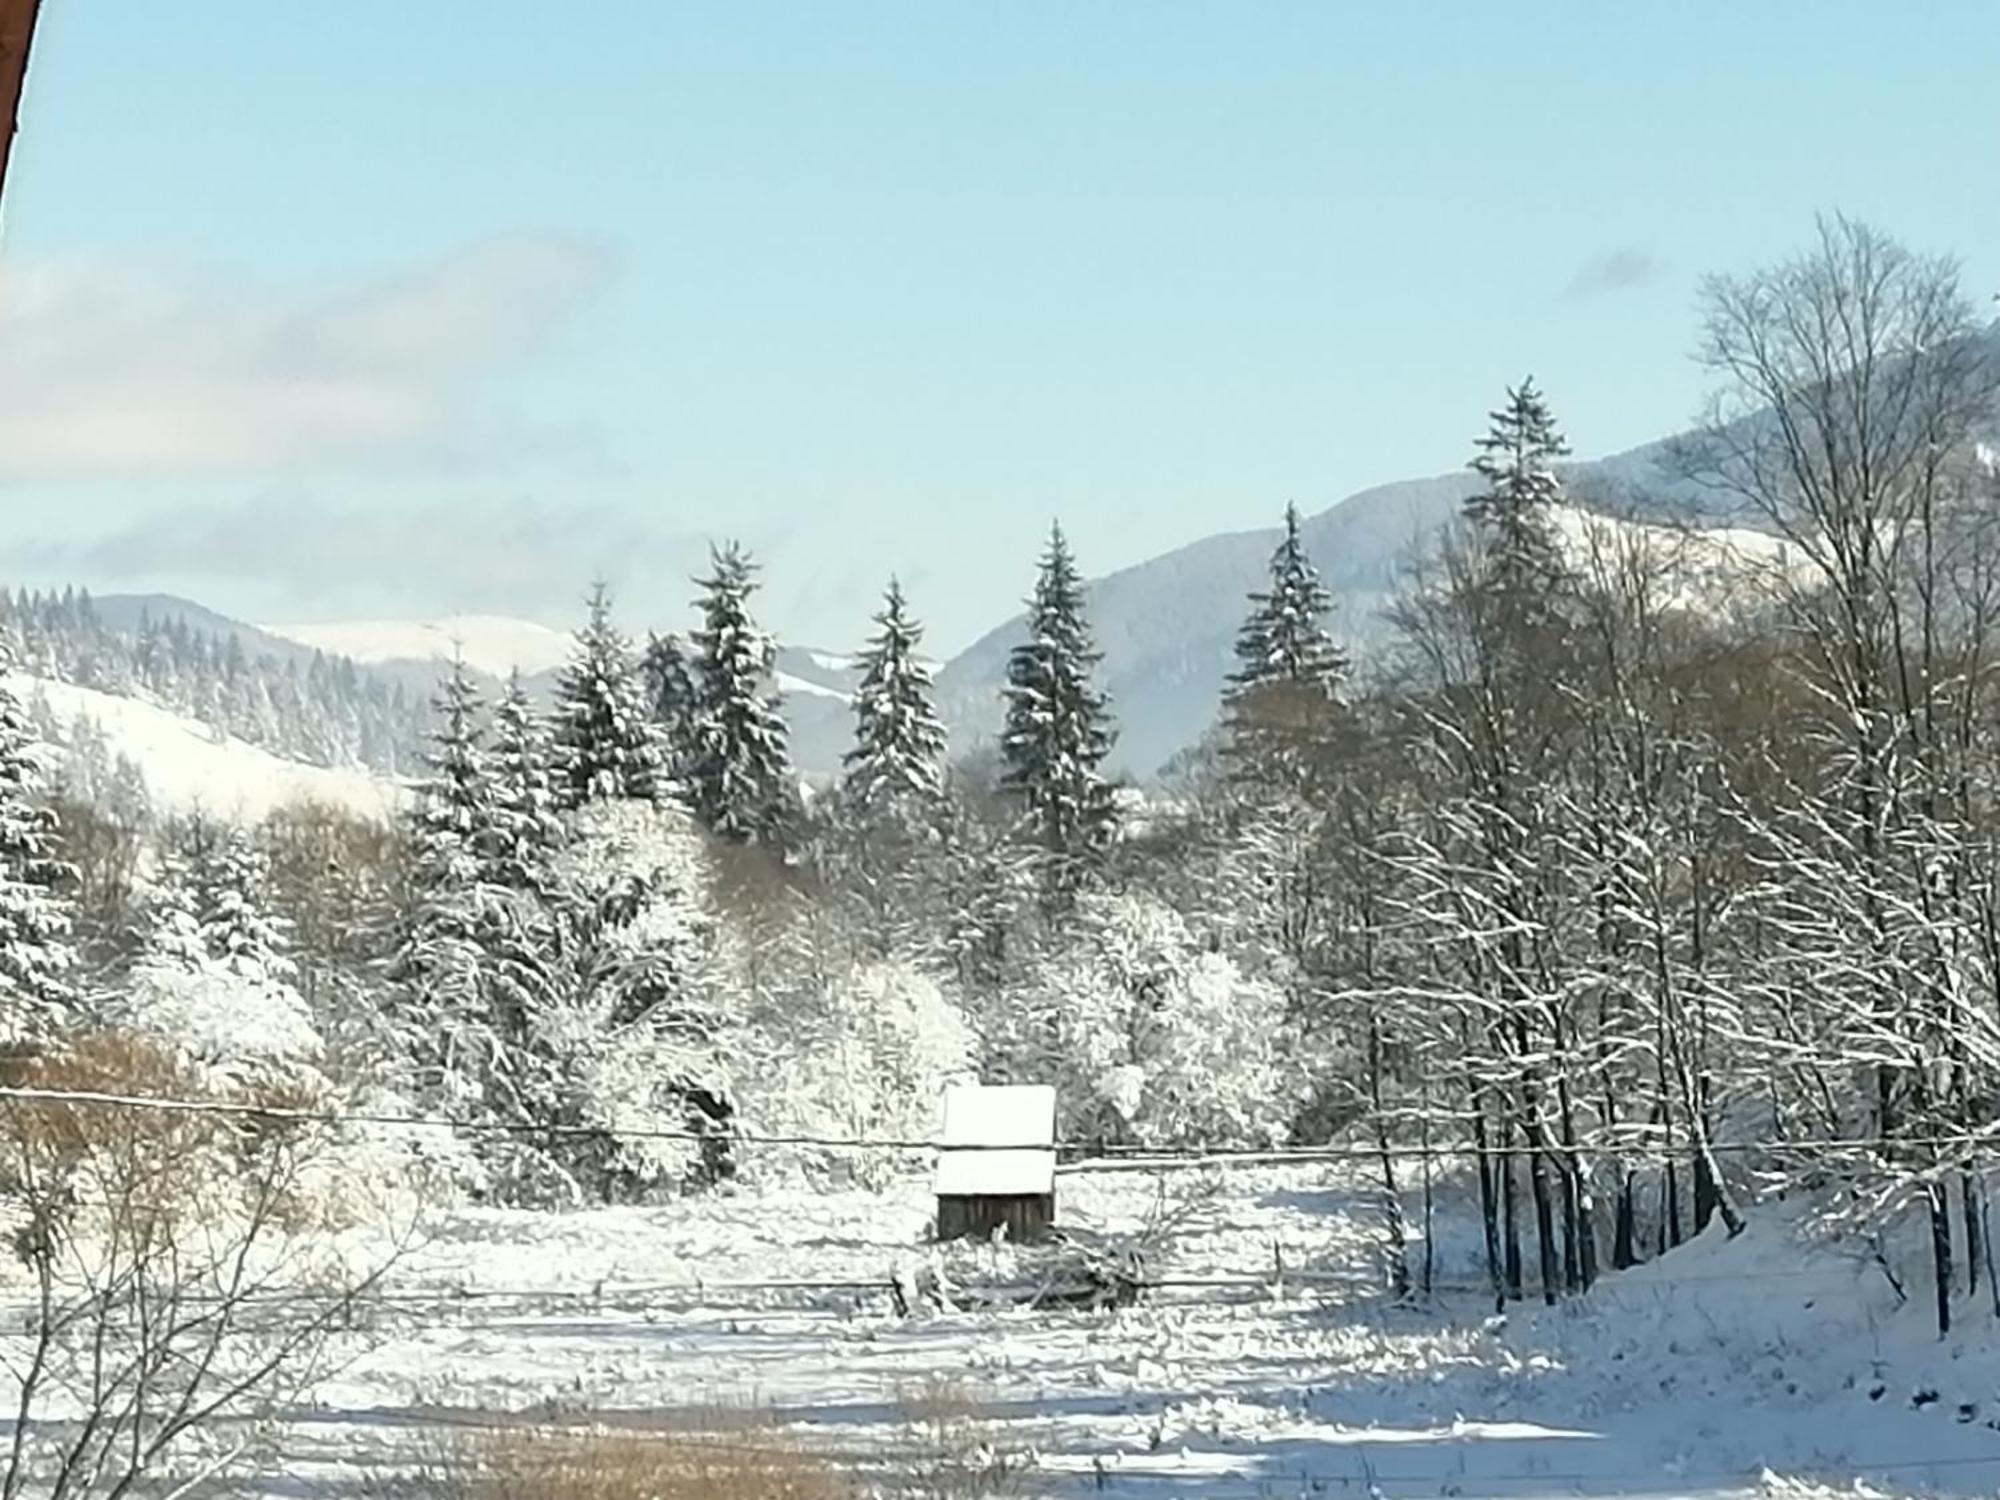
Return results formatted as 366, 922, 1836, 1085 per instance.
933, 1083, 1056, 1242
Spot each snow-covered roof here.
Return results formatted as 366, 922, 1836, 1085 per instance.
933, 1083, 1056, 1197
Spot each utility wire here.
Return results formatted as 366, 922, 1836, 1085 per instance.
5, 1081, 1998, 1166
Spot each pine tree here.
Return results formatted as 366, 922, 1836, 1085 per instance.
488, 671, 566, 896
640, 632, 699, 785
398, 659, 565, 1184
395, 660, 500, 1105
1228, 504, 1344, 696
688, 544, 795, 845
843, 579, 947, 818
1000, 523, 1119, 874
1222, 504, 1346, 780
552, 584, 666, 810
161, 814, 293, 981
1466, 377, 1571, 595
0, 635, 76, 1044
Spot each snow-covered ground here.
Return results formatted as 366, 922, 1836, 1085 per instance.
252, 1165, 2000, 1497
12, 674, 404, 822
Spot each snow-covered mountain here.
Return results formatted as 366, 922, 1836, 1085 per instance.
934, 432, 1743, 777
262, 615, 575, 680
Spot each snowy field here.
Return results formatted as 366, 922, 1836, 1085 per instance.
231, 1164, 2000, 1498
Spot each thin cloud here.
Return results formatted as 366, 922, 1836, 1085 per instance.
0, 235, 613, 482
1, 494, 717, 620
1563, 247, 1661, 301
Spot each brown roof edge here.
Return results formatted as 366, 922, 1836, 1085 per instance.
0, 0, 44, 214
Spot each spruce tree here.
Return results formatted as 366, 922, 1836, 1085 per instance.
552, 583, 666, 810
688, 543, 795, 845
1000, 523, 1119, 872
487, 671, 566, 896
395, 659, 499, 1111
159, 812, 293, 980
1227, 503, 1345, 700
1220, 504, 1347, 787
0, 636, 76, 1044
1467, 376, 1571, 595
843, 578, 947, 818
640, 632, 699, 785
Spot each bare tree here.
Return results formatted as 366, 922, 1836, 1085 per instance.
1684, 213, 2000, 1333
0, 1035, 395, 1499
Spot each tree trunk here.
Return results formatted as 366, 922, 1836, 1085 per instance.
1962, 1168, 1983, 1300
1501, 1132, 1523, 1304
1612, 1169, 1637, 1270
1929, 1179, 1953, 1338
1474, 1097, 1503, 1311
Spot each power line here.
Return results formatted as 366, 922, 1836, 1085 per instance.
4, 1079, 1998, 1168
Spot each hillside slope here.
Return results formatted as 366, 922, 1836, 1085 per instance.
14, 674, 404, 824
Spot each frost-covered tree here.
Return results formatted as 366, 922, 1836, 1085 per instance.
640, 631, 699, 785
553, 583, 667, 810
487, 670, 566, 897
688, 544, 794, 846
0, 636, 76, 1043
1228, 503, 1344, 698
394, 660, 496, 1103
396, 659, 564, 1186
1466, 377, 1570, 598
552, 801, 734, 1193
843, 578, 946, 819
746, 958, 974, 1189
124, 816, 321, 1093
996, 892, 1296, 1150
1000, 524, 1119, 877
1222, 503, 1347, 788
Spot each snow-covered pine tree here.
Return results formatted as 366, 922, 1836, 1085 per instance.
0, 635, 76, 1044
184, 816, 293, 978
552, 583, 667, 810
1466, 376, 1571, 596
128, 814, 320, 1090
1222, 503, 1346, 782
395, 659, 501, 1108
842, 578, 946, 819
1228, 504, 1344, 698
1000, 523, 1119, 877
396, 658, 568, 1194
688, 544, 795, 845
487, 670, 566, 897
640, 632, 699, 786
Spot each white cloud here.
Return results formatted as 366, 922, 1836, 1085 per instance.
0, 235, 611, 481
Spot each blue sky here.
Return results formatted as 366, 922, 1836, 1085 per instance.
1, 2, 1996, 652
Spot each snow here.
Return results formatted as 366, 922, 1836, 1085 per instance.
233, 1165, 2000, 1498
14, 1155, 2000, 1495
262, 615, 575, 678
934, 1083, 1055, 1196
776, 669, 852, 703
10, 674, 404, 823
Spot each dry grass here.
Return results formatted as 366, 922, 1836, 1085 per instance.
895, 1377, 1032, 1499
385, 1416, 858, 1500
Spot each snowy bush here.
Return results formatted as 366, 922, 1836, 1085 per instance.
735, 958, 976, 1189
1001, 891, 1300, 1151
